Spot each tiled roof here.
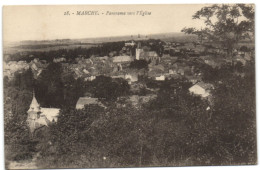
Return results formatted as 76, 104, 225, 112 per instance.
41, 108, 60, 122
196, 82, 214, 90
76, 97, 104, 109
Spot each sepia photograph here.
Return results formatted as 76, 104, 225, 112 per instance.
2, 3, 256, 169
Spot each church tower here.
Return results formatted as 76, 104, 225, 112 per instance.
26, 90, 59, 136
136, 42, 143, 60
26, 91, 41, 133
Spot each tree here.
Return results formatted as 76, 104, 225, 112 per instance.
62, 73, 86, 107
240, 45, 250, 53
88, 76, 130, 101
211, 68, 256, 164
11, 68, 34, 91
129, 59, 149, 70
35, 105, 106, 168
4, 73, 37, 163
182, 4, 254, 59
35, 63, 64, 107
145, 78, 214, 165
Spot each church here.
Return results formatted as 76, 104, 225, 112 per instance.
26, 91, 60, 134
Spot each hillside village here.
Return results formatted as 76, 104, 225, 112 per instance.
3, 38, 254, 134
4, 3, 256, 169
4, 39, 253, 91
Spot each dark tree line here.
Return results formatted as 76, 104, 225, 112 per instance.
129, 59, 149, 70
4, 69, 37, 162
85, 75, 130, 101
7, 41, 126, 63
6, 39, 165, 63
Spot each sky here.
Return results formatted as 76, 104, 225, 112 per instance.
3, 4, 206, 42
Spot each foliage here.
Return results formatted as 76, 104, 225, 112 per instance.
35, 63, 64, 107
4, 70, 37, 163
182, 4, 254, 55
86, 75, 130, 101
240, 45, 250, 52
129, 59, 149, 70
62, 73, 86, 106
36, 76, 215, 168
210, 63, 256, 164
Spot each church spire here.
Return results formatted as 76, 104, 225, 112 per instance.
33, 89, 35, 98
28, 89, 40, 112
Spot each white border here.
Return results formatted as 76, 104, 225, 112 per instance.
0, 1, 258, 170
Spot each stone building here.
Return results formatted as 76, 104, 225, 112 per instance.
26, 91, 60, 135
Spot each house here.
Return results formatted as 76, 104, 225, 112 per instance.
128, 94, 157, 107
171, 63, 190, 76
200, 55, 225, 68
3, 61, 30, 79
140, 51, 159, 64
185, 75, 202, 84
189, 82, 214, 98
244, 52, 252, 61
113, 56, 133, 63
113, 63, 123, 72
29, 59, 48, 78
155, 75, 165, 81
99, 56, 109, 61
76, 97, 105, 109
53, 57, 66, 63
234, 55, 247, 65
111, 74, 125, 79
149, 64, 165, 72
26, 92, 60, 134
83, 69, 90, 74
40, 108, 60, 123
168, 69, 175, 75
178, 68, 185, 76
148, 65, 165, 79
84, 76, 96, 81
125, 40, 135, 47
125, 73, 138, 84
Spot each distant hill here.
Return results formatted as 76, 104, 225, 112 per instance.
3, 32, 198, 54
17, 32, 198, 44
75, 32, 198, 43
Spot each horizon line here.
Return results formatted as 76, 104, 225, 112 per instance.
4, 31, 190, 44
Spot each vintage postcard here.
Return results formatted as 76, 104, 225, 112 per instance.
3, 4, 256, 169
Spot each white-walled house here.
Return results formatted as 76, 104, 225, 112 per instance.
155, 75, 165, 81
189, 82, 214, 98
113, 56, 133, 63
